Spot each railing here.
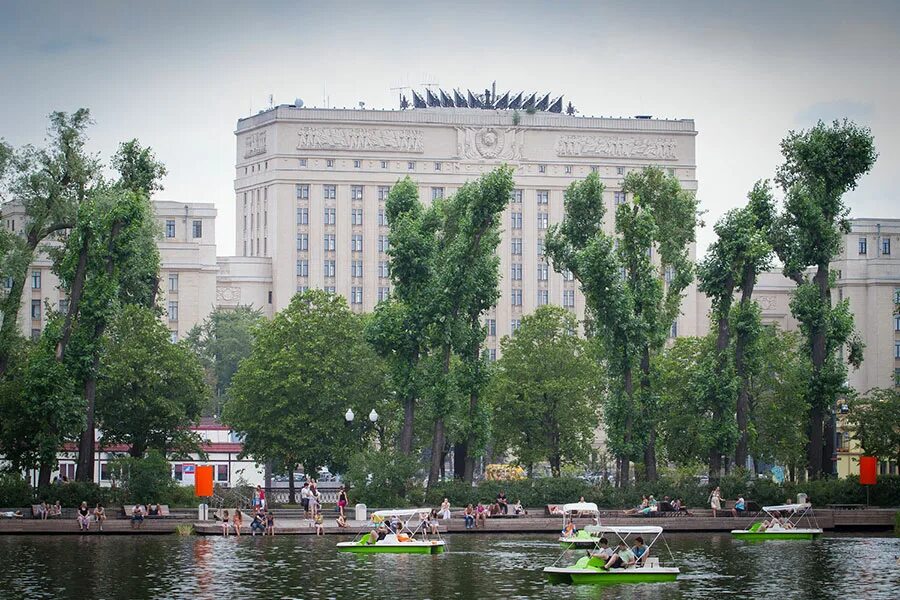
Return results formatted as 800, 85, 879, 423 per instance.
263, 487, 339, 506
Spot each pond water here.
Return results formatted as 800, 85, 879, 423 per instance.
1, 532, 897, 599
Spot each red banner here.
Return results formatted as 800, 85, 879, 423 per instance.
859, 456, 877, 485
194, 465, 214, 497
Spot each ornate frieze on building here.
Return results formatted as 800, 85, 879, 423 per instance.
243, 131, 267, 158
757, 296, 775, 311
216, 286, 242, 304
295, 127, 424, 153
556, 135, 678, 160
455, 127, 524, 161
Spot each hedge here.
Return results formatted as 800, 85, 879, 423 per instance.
0, 475, 200, 509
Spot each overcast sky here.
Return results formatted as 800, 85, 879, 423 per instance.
2, 0, 898, 256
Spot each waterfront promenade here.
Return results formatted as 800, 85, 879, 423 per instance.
1, 507, 894, 535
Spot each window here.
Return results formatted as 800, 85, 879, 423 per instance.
351, 234, 363, 252
537, 190, 549, 204
538, 164, 546, 173
32, 270, 41, 289
58, 463, 76, 481
511, 288, 522, 306
537, 290, 549, 306
883, 237, 891, 255
895, 288, 900, 304
324, 185, 336, 200
614, 191, 626, 205
4, 276, 12, 289
378, 186, 392, 201
511, 189, 522, 203
668, 168, 675, 176
664, 266, 674, 284
591, 165, 599, 173
563, 289, 575, 307
563, 269, 574, 282
510, 263, 522, 281
324, 207, 336, 225
173, 464, 183, 481
378, 235, 390, 253
31, 299, 41, 321
537, 239, 545, 256
537, 263, 548, 281
351, 286, 363, 305
511, 212, 522, 229
297, 207, 309, 225
169, 330, 178, 343
297, 233, 308, 251
670, 321, 678, 338
378, 209, 388, 227
432, 187, 444, 200
326, 159, 334, 168
381, 160, 388, 169
324, 286, 336, 294
324, 260, 336, 278
859, 237, 867, 255
192, 220, 202, 238
408, 161, 415, 170
894, 315, 900, 331
297, 260, 309, 277
351, 208, 363, 225
216, 464, 229, 482
165, 220, 176, 238
378, 260, 390, 278
896, 341, 900, 359
538, 213, 549, 229
323, 234, 336, 251
299, 158, 307, 167
351, 185, 364, 201
434, 162, 442, 171
378, 287, 391, 302
353, 159, 361, 168
486, 319, 496, 337
616, 166, 625, 175
351, 260, 363, 278
510, 319, 521, 333
564, 165, 572, 174
511, 238, 523, 255
486, 348, 497, 362
168, 274, 178, 292
296, 184, 309, 199
895, 368, 900, 387
58, 299, 69, 314
168, 301, 178, 322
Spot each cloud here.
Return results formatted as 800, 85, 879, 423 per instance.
795, 101, 875, 128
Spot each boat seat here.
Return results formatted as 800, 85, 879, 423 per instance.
645, 557, 660, 568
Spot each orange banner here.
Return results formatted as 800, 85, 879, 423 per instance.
195, 465, 214, 497
859, 456, 877, 485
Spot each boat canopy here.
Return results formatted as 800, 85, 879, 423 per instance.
762, 503, 811, 513
562, 502, 599, 514
372, 508, 431, 518
592, 525, 663, 535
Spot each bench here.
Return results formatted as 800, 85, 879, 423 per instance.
123, 505, 172, 518
828, 503, 865, 510
31, 505, 62, 519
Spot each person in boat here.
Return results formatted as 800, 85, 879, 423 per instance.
631, 536, 649, 565
562, 519, 576, 537
370, 523, 389, 543
388, 513, 402, 533
732, 495, 747, 517
464, 504, 475, 529
605, 541, 636, 570
590, 537, 613, 559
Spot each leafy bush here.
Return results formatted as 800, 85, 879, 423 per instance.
34, 481, 124, 508
0, 473, 34, 507
108, 451, 176, 504
345, 449, 423, 508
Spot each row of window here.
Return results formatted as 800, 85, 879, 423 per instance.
509, 263, 574, 282
858, 236, 891, 255
510, 212, 550, 230
295, 207, 390, 227
507, 289, 576, 307
295, 285, 393, 304
296, 260, 391, 279
164, 219, 203, 239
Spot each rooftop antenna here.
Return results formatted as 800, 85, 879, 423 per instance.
268, 94, 274, 109
420, 74, 440, 89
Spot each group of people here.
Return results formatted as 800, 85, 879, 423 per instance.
623, 495, 692, 516
708, 487, 750, 517
461, 496, 525, 529
77, 502, 106, 531
35, 500, 62, 520
589, 536, 650, 570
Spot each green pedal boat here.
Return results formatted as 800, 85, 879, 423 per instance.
558, 502, 602, 549
731, 502, 822, 541
544, 525, 680, 585
336, 508, 446, 555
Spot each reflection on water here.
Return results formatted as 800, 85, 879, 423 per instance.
1, 532, 897, 599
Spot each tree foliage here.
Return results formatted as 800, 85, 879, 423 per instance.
96, 305, 207, 458
771, 119, 876, 478
847, 388, 900, 464
488, 306, 602, 476
224, 290, 387, 499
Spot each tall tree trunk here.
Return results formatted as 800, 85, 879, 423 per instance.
734, 268, 755, 470
428, 343, 452, 490
710, 281, 734, 483
55, 229, 91, 361
639, 345, 657, 481
453, 442, 467, 480
399, 393, 415, 455
807, 265, 830, 479
621, 363, 634, 488
823, 413, 836, 477
38, 461, 52, 489
76, 332, 103, 482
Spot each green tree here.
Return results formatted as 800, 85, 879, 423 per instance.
696, 181, 774, 476
488, 306, 602, 476
0, 110, 98, 376
847, 388, 900, 464
96, 305, 207, 458
771, 119, 876, 478
547, 168, 698, 484
224, 290, 386, 503
185, 305, 264, 416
